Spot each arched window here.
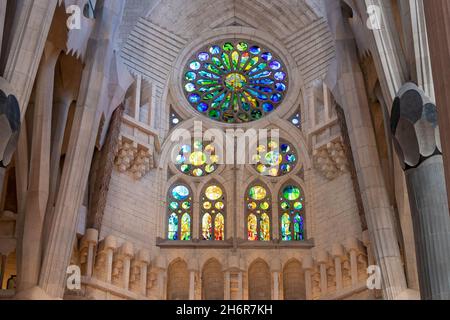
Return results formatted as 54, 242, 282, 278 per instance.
248, 259, 271, 300
202, 259, 224, 300
279, 184, 305, 241
167, 259, 189, 300
283, 260, 306, 300
201, 184, 226, 240
167, 183, 193, 240
246, 183, 271, 241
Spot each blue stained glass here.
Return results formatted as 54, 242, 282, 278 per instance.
275, 83, 286, 92
251, 71, 271, 79
271, 93, 282, 103
199, 71, 220, 79
198, 52, 210, 61
180, 145, 191, 153
262, 103, 274, 112
281, 144, 290, 153
189, 93, 201, 103
274, 72, 286, 81
172, 185, 190, 200
261, 52, 273, 61
251, 78, 274, 85
168, 213, 179, 240
294, 214, 303, 240
210, 46, 220, 55
286, 154, 296, 162
197, 102, 208, 112
249, 46, 261, 55
250, 85, 272, 93
269, 61, 281, 70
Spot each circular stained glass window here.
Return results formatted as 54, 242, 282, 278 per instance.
183, 40, 288, 123
252, 139, 297, 177
174, 140, 219, 177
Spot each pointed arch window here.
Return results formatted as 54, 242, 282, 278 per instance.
279, 184, 305, 241
167, 183, 193, 240
246, 183, 271, 241
201, 184, 226, 240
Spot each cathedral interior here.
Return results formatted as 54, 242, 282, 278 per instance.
0, 0, 449, 301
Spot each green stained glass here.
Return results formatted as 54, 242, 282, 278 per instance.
168, 213, 178, 240
260, 213, 270, 241
183, 40, 288, 123
181, 213, 191, 241
169, 202, 178, 210
281, 213, 292, 241
222, 53, 231, 70
283, 186, 300, 201
249, 186, 267, 200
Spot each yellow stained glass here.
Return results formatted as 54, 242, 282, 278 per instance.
215, 202, 224, 210
249, 186, 267, 200
205, 185, 223, 201
189, 151, 206, 166
202, 213, 212, 240
215, 213, 225, 240
260, 213, 270, 241
248, 214, 258, 241
203, 201, 212, 209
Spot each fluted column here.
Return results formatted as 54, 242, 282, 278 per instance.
317, 250, 328, 296
137, 250, 150, 296
17, 42, 59, 292
391, 83, 450, 300
189, 271, 195, 300
82, 229, 98, 277
424, 0, 450, 209
324, 0, 408, 299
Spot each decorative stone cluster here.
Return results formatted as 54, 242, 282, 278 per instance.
313, 139, 348, 179
391, 82, 442, 170
114, 135, 153, 179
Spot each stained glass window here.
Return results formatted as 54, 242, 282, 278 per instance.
279, 184, 305, 241
246, 184, 271, 241
252, 139, 297, 177
174, 140, 219, 177
167, 183, 192, 240
183, 40, 288, 123
201, 184, 226, 240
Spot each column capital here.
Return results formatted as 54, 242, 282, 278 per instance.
391, 82, 441, 170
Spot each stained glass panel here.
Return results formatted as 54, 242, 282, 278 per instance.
279, 184, 305, 241
260, 213, 270, 241
248, 214, 258, 241
174, 140, 219, 177
215, 213, 225, 240
167, 183, 192, 241
168, 213, 178, 240
202, 213, 212, 240
201, 184, 225, 241
183, 40, 288, 123
253, 139, 298, 177
181, 213, 191, 240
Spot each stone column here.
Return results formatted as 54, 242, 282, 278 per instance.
317, 250, 328, 296
154, 255, 167, 299
224, 271, 230, 300
272, 271, 280, 300
120, 242, 134, 291
82, 229, 98, 277
346, 241, 359, 288
189, 271, 196, 300
391, 83, 450, 300
0, 254, 6, 289
38, 0, 128, 298
137, 249, 151, 296
102, 236, 117, 284
331, 244, 344, 292
324, 0, 408, 299
17, 42, 59, 292
237, 271, 243, 300
302, 255, 314, 300
424, 0, 450, 209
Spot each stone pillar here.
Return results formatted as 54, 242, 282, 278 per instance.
302, 255, 314, 300
346, 238, 359, 288
38, 0, 128, 298
120, 242, 134, 291
93, 235, 117, 284
17, 42, 59, 292
324, 0, 408, 299
424, 0, 450, 209
237, 271, 243, 300
224, 271, 230, 300
81, 229, 98, 277
317, 250, 328, 296
332, 244, 344, 292
391, 83, 450, 300
189, 271, 195, 300
137, 250, 151, 296
272, 272, 280, 300
154, 255, 167, 299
